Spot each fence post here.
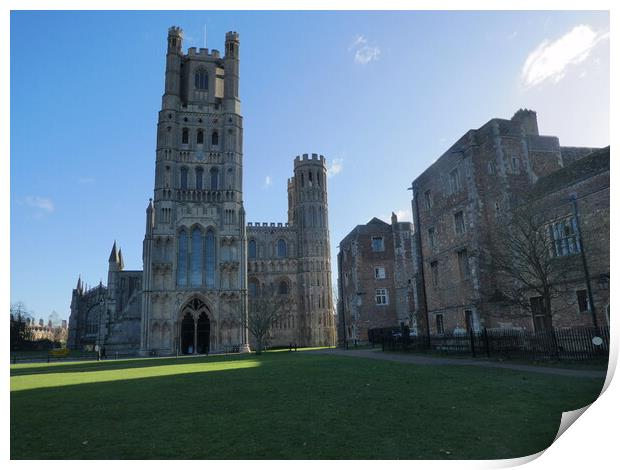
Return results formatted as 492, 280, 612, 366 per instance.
469, 329, 476, 358
483, 328, 491, 358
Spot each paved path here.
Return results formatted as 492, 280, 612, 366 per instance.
306, 348, 607, 379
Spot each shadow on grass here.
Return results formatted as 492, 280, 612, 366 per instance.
10, 353, 255, 377
11, 352, 605, 460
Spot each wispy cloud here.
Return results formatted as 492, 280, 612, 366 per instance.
327, 158, 344, 178
78, 176, 95, 184
24, 196, 54, 218
25, 196, 54, 212
521, 24, 609, 88
262, 175, 272, 188
350, 35, 381, 65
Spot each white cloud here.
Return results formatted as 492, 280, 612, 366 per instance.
351, 35, 381, 65
521, 24, 609, 88
24, 196, 55, 219
327, 158, 344, 178
25, 196, 54, 213
262, 175, 272, 188
394, 209, 412, 223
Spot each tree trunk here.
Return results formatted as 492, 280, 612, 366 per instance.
256, 338, 263, 355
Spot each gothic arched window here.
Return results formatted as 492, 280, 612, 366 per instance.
195, 69, 208, 90
211, 131, 219, 146
249, 279, 259, 297
197, 129, 204, 144
190, 227, 203, 287
182, 128, 189, 144
210, 168, 219, 190
277, 239, 287, 258
227, 168, 234, 189
248, 239, 257, 259
195, 167, 203, 190
205, 230, 216, 288
278, 281, 289, 295
180, 167, 188, 190
177, 229, 188, 287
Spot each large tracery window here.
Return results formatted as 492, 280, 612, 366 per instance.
177, 230, 188, 287
195, 69, 208, 90
190, 227, 203, 287
205, 230, 216, 288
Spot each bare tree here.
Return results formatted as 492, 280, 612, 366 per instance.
246, 286, 289, 355
483, 205, 580, 329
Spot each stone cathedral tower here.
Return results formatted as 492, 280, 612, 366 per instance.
290, 154, 334, 346
68, 26, 337, 354
140, 27, 249, 355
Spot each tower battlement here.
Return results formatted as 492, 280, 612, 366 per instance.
187, 47, 221, 59
226, 31, 240, 41
168, 26, 183, 37
294, 153, 326, 167
246, 222, 293, 230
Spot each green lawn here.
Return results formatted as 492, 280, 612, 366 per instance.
10, 351, 605, 459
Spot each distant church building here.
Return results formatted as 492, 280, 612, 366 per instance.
68, 26, 336, 355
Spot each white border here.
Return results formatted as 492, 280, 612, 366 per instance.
4, 1, 616, 469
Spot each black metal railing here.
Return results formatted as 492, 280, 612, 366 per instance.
378, 326, 610, 362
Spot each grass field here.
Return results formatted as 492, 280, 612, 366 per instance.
10, 351, 605, 459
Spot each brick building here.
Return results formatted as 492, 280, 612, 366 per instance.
409, 109, 609, 334
337, 213, 415, 343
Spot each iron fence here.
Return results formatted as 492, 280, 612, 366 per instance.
378, 326, 610, 362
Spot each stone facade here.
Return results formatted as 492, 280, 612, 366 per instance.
247, 154, 336, 348
68, 26, 336, 354
337, 214, 415, 343
409, 109, 609, 334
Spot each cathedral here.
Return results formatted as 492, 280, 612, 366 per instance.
67, 26, 336, 355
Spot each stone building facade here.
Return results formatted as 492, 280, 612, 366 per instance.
409, 109, 609, 335
68, 26, 336, 354
337, 214, 415, 343
247, 154, 336, 348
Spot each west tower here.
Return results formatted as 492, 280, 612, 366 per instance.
140, 26, 248, 355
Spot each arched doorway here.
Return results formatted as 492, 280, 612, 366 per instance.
197, 312, 210, 354
178, 297, 212, 355
180, 312, 194, 354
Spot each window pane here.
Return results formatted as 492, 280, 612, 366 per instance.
248, 240, 257, 259
195, 168, 203, 190
190, 228, 203, 286
177, 230, 188, 287
277, 239, 287, 257
205, 231, 216, 288
180, 168, 188, 189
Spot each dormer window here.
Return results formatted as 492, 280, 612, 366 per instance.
194, 69, 208, 90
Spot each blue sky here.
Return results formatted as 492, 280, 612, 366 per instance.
10, 10, 609, 321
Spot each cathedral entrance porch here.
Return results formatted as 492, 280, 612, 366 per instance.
177, 298, 212, 355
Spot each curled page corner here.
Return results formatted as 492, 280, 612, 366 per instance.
554, 405, 591, 443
